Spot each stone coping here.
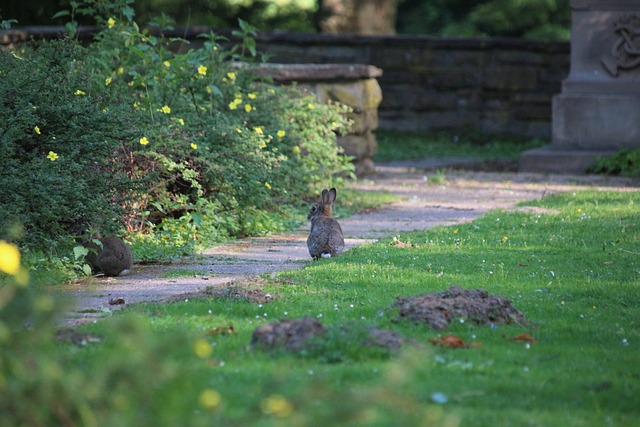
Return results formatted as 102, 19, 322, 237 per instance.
236, 62, 383, 81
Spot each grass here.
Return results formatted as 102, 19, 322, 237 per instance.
47, 189, 640, 426
374, 129, 547, 162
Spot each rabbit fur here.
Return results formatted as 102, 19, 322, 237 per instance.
82, 233, 133, 277
307, 188, 345, 260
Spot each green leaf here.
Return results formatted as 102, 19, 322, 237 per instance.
73, 245, 89, 260
51, 10, 70, 20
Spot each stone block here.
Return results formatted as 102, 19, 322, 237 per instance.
338, 132, 377, 159
553, 93, 640, 150
317, 78, 382, 112
483, 67, 538, 91
349, 109, 379, 133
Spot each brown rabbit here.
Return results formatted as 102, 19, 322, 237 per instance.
82, 233, 133, 277
307, 188, 345, 260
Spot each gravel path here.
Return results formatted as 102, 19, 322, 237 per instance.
57, 162, 638, 325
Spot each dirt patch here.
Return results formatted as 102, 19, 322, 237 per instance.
165, 278, 280, 305
250, 317, 405, 353
251, 317, 326, 351
395, 285, 527, 330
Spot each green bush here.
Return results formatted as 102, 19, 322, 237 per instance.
0, 41, 142, 250
589, 148, 640, 177
1, 1, 354, 266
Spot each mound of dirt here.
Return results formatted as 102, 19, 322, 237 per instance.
251, 317, 326, 351
395, 285, 526, 330
250, 317, 405, 353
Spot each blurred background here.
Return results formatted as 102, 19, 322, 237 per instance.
0, 0, 570, 40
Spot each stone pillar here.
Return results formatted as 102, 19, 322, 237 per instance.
521, 0, 640, 173
243, 63, 383, 175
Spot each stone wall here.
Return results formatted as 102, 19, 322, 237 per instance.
244, 32, 570, 139
2, 27, 570, 139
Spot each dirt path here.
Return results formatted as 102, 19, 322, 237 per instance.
58, 163, 638, 325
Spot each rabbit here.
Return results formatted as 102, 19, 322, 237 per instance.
307, 188, 345, 260
81, 233, 133, 277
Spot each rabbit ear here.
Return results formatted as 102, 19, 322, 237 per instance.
321, 189, 329, 204
328, 188, 337, 204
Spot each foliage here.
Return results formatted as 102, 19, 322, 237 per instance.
0, 41, 142, 250
6, 0, 570, 40
374, 129, 546, 162
3, 190, 638, 425
588, 148, 640, 177
1, 0, 354, 267
397, 0, 570, 40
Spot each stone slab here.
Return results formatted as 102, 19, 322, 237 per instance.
552, 93, 640, 150
520, 145, 614, 173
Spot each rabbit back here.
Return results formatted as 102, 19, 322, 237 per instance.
84, 236, 133, 277
307, 216, 345, 259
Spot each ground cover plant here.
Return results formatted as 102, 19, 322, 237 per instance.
375, 129, 546, 163
2, 189, 638, 426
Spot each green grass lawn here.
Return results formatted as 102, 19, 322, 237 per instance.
6, 190, 639, 426
374, 129, 547, 162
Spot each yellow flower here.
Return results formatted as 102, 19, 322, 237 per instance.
261, 394, 293, 417
159, 105, 171, 114
34, 125, 41, 135
226, 72, 236, 81
190, 143, 198, 150
74, 90, 86, 96
177, 118, 185, 126
259, 140, 267, 149
193, 339, 213, 359
264, 182, 271, 190
107, 17, 116, 29
0, 240, 21, 276
198, 65, 208, 76
244, 103, 252, 113
199, 389, 221, 410
501, 236, 509, 243
105, 77, 112, 86
163, 60, 171, 68
277, 130, 286, 138
139, 136, 149, 145
133, 101, 140, 109
228, 99, 242, 110
293, 146, 301, 154
308, 103, 314, 109
47, 151, 59, 161
254, 127, 263, 135
248, 92, 257, 99
235, 128, 243, 134
117, 67, 124, 74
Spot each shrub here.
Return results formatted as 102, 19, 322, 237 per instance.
2, 1, 354, 264
589, 149, 640, 177
0, 41, 143, 250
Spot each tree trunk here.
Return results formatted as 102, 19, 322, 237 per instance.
317, 0, 397, 35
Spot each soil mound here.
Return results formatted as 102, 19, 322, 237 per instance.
251, 317, 405, 353
395, 285, 526, 330
251, 317, 326, 351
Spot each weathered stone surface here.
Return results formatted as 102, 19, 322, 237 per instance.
522, 0, 640, 173
316, 78, 382, 112
338, 132, 377, 159
349, 109, 379, 134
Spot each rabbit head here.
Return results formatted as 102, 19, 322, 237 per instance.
308, 188, 337, 221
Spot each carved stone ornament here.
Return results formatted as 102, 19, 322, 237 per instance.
601, 14, 640, 77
